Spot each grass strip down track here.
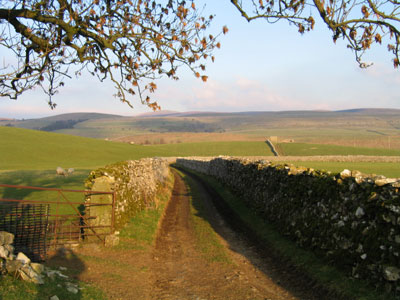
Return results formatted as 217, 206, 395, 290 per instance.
173, 166, 348, 300
174, 166, 394, 300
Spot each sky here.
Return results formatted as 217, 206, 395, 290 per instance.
1, 1, 399, 119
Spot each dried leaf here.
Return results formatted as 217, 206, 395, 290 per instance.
361, 5, 369, 18
375, 33, 382, 44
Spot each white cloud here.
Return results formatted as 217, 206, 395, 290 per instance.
157, 77, 330, 112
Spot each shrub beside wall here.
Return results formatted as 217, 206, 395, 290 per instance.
85, 158, 170, 230
177, 157, 400, 292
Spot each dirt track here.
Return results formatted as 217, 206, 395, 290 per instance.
149, 171, 299, 300
47, 170, 337, 299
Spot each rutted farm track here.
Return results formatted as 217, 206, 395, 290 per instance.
149, 169, 335, 300
48, 170, 336, 300
150, 170, 296, 300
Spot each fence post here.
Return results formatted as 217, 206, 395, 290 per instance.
85, 176, 115, 243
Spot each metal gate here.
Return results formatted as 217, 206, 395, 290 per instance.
0, 184, 115, 262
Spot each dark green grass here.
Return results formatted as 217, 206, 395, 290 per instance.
0, 273, 107, 300
0, 169, 90, 215
189, 169, 395, 300
279, 142, 400, 156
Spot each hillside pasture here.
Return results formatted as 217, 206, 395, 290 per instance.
113, 132, 264, 144
0, 169, 90, 214
0, 126, 164, 170
0, 126, 274, 170
278, 142, 400, 156
3, 109, 400, 151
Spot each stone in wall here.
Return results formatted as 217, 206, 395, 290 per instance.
0, 231, 45, 284
85, 158, 170, 232
176, 157, 400, 292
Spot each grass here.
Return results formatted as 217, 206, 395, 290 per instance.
279, 142, 400, 156
0, 126, 273, 170
0, 169, 90, 215
175, 168, 232, 264
116, 172, 174, 251
0, 126, 163, 170
188, 169, 395, 300
148, 141, 273, 157
0, 271, 107, 300
0, 172, 175, 300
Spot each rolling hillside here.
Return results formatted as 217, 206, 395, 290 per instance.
2, 109, 400, 150
0, 112, 122, 132
0, 127, 273, 170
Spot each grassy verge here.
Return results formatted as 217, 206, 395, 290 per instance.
116, 171, 175, 251
186, 169, 394, 300
0, 268, 107, 300
175, 169, 231, 265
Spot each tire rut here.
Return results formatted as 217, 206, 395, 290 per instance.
149, 170, 299, 300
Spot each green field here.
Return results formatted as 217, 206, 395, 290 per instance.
1, 115, 400, 298
0, 126, 160, 170
1, 126, 399, 204
0, 126, 273, 207
148, 141, 273, 157
0, 169, 90, 214
0, 126, 273, 170
278, 142, 400, 156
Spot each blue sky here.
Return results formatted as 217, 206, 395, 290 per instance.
1, 1, 399, 118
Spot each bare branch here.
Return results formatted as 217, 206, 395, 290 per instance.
231, 0, 400, 67
0, 0, 225, 109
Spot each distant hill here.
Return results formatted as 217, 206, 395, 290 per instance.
336, 108, 400, 115
135, 110, 181, 117
36, 112, 122, 121
0, 112, 121, 132
2, 108, 400, 148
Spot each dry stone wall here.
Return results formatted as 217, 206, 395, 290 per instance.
0, 231, 45, 284
176, 157, 400, 292
85, 158, 170, 230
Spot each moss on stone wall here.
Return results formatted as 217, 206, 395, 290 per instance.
85, 158, 170, 230
177, 157, 400, 293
